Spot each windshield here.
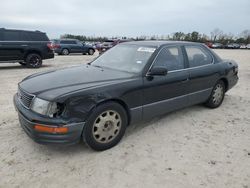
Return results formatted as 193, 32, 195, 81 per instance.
91, 44, 156, 73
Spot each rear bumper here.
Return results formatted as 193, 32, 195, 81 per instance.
43, 51, 54, 60
14, 94, 85, 145
227, 74, 238, 91
54, 48, 62, 54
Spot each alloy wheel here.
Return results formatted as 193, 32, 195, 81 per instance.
92, 110, 122, 143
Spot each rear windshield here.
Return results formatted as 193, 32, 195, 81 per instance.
60, 40, 77, 44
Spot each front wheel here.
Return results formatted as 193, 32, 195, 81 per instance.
205, 80, 225, 108
83, 102, 127, 151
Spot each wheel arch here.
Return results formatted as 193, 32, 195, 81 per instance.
24, 50, 42, 60
62, 48, 70, 53
220, 77, 229, 91
91, 98, 131, 126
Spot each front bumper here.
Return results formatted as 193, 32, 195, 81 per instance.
14, 94, 85, 145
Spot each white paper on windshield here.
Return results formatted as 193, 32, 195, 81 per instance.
137, 47, 156, 53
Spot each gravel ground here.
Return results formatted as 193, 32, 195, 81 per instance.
0, 50, 250, 188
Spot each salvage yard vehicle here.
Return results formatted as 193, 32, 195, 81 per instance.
98, 39, 130, 54
0, 28, 54, 68
212, 43, 224, 49
52, 39, 95, 55
14, 41, 239, 151
225, 43, 240, 49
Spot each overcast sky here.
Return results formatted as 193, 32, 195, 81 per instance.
0, 0, 249, 39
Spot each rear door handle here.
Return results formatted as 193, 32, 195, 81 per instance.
21, 45, 28, 47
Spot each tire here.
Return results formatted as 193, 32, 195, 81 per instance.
25, 54, 42, 68
62, 48, 69, 55
83, 102, 128, 151
205, 80, 225, 108
88, 48, 95, 55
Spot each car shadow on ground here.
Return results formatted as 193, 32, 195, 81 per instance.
0, 64, 53, 70
55, 53, 96, 56
36, 105, 207, 155
25, 95, 238, 155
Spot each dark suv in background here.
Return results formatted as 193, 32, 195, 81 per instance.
0, 28, 54, 68
52, 39, 95, 55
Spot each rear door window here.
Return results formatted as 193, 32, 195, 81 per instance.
60, 40, 77, 44
0, 30, 3, 41
3, 30, 21, 41
185, 46, 213, 67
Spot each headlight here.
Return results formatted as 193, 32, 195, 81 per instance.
30, 97, 58, 117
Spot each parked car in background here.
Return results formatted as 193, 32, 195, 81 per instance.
0, 28, 54, 68
14, 41, 238, 151
205, 42, 213, 48
240, 44, 247, 49
225, 43, 240, 49
212, 43, 224, 49
98, 39, 131, 54
246, 44, 250, 49
51, 39, 95, 55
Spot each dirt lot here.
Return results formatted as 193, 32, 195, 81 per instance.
0, 50, 250, 188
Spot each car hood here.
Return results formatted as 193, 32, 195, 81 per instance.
19, 65, 135, 101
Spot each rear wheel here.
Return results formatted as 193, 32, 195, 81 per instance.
62, 48, 69, 55
205, 80, 225, 108
25, 54, 42, 68
88, 49, 95, 55
83, 102, 127, 151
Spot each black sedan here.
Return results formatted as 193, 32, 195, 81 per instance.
14, 41, 238, 151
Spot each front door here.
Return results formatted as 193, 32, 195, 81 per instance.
142, 46, 190, 120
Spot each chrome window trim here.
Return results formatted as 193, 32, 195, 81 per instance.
146, 45, 184, 76
146, 44, 215, 76
167, 63, 214, 73
185, 45, 215, 67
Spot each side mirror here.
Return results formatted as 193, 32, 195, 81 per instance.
148, 66, 168, 76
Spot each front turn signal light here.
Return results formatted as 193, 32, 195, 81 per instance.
34, 124, 68, 134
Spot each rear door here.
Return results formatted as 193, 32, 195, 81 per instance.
184, 45, 220, 105
70, 40, 82, 53
143, 45, 190, 120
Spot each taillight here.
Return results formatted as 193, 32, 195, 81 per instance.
47, 42, 60, 50
47, 42, 53, 50
53, 44, 60, 49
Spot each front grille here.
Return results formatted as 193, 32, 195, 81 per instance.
17, 87, 35, 109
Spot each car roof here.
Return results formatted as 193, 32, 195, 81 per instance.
60, 39, 78, 41
0, 28, 45, 34
122, 40, 202, 47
